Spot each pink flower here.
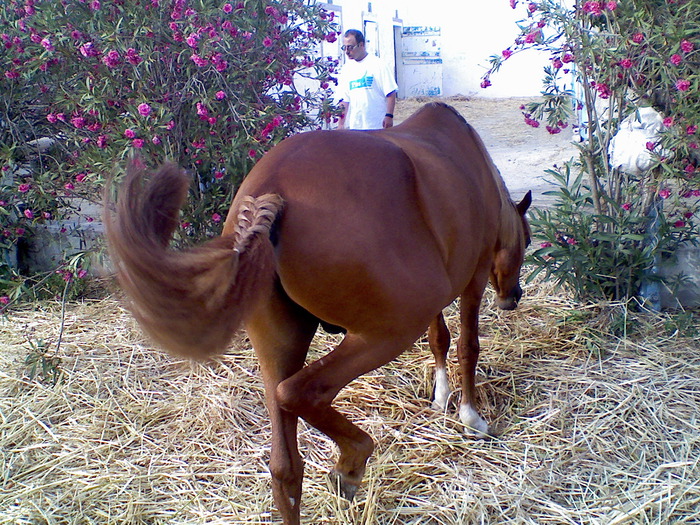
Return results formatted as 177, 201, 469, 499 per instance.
566, 237, 577, 245
0, 296, 9, 305
79, 42, 99, 58
583, 1, 603, 15
502, 49, 513, 59
223, 3, 233, 13
166, 120, 176, 130
190, 53, 208, 67
5, 70, 20, 80
645, 141, 656, 151
663, 117, 674, 127
659, 188, 671, 199
510, 0, 517, 8
103, 50, 121, 68
214, 171, 224, 179
132, 138, 145, 148
97, 135, 107, 148
680, 40, 694, 53
47, 113, 58, 123
24, 209, 34, 219
670, 54, 682, 66
605, 1, 617, 10
595, 82, 612, 99
674, 220, 686, 228
41, 38, 54, 52
562, 53, 575, 63
524, 115, 540, 128
528, 3, 537, 12
138, 103, 152, 117
632, 33, 645, 44
212, 212, 222, 223
524, 31, 541, 44
248, 149, 257, 159
16, 228, 26, 236
480, 78, 492, 89
622, 203, 632, 211
619, 58, 633, 69
126, 48, 142, 65
78, 269, 88, 279
684, 164, 696, 175
71, 116, 86, 129
152, 135, 162, 145
124, 129, 136, 139
65, 182, 75, 190
186, 33, 199, 48
676, 79, 691, 92
75, 173, 87, 182
43, 212, 51, 219
19, 183, 31, 193
192, 139, 206, 149
687, 125, 698, 135
196, 102, 209, 118
540, 242, 552, 248
90, 0, 101, 10
552, 58, 563, 69
216, 90, 226, 100
263, 36, 273, 47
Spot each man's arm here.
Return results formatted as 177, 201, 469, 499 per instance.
338, 101, 349, 129
383, 91, 397, 128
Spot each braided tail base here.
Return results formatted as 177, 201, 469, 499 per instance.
105, 161, 284, 359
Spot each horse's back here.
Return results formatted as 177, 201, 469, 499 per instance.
227, 104, 504, 334
230, 130, 451, 334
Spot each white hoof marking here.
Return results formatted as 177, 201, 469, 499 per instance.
459, 404, 489, 437
432, 368, 450, 411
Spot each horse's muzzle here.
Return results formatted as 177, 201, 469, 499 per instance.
497, 285, 522, 311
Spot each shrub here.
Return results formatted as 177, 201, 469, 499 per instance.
0, 0, 339, 305
484, 0, 700, 304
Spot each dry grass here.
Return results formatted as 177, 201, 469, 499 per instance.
1, 277, 699, 524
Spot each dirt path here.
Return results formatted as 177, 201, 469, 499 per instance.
395, 96, 578, 207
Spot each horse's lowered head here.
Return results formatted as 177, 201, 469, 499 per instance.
490, 190, 532, 311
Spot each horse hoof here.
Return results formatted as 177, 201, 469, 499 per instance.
459, 404, 490, 439
329, 470, 360, 501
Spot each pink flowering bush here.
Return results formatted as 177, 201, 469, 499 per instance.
0, 0, 339, 303
486, 0, 699, 303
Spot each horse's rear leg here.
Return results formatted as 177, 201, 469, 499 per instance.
276, 333, 414, 501
246, 290, 318, 525
428, 312, 451, 411
457, 285, 491, 438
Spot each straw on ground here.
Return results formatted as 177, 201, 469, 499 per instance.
1, 278, 698, 524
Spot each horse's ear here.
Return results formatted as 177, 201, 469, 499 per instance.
516, 191, 532, 215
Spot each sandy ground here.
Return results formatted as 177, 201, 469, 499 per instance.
395, 96, 579, 207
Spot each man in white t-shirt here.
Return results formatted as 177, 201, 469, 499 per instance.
336, 29, 398, 130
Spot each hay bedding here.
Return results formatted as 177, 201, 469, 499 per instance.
1, 277, 699, 524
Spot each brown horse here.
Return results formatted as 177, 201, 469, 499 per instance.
105, 103, 531, 525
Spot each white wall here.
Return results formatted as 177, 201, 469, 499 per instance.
324, 0, 549, 99
398, 0, 548, 98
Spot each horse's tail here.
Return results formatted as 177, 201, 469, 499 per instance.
104, 160, 283, 359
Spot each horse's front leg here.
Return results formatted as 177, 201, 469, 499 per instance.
456, 285, 491, 438
246, 291, 318, 525
428, 312, 451, 411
